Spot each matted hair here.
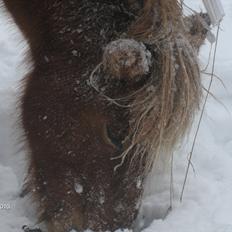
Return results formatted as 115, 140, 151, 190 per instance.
113, 0, 203, 173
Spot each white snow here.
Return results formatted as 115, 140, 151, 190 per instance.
0, 1, 232, 232
74, 183, 83, 194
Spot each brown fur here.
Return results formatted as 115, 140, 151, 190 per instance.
3, 1, 147, 231
3, 0, 209, 231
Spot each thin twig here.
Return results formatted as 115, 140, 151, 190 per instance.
170, 152, 174, 210
180, 22, 221, 202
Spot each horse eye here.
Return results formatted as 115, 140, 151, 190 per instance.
105, 124, 123, 151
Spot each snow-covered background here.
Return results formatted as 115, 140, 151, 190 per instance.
0, 0, 232, 231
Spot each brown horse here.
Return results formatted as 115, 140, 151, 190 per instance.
3, 0, 209, 231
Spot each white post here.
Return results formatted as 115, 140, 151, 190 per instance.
202, 0, 225, 25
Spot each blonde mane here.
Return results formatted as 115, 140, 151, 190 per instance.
115, 0, 203, 173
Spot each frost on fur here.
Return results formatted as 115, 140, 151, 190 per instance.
103, 39, 152, 80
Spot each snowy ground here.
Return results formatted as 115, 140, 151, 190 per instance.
0, 1, 232, 232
